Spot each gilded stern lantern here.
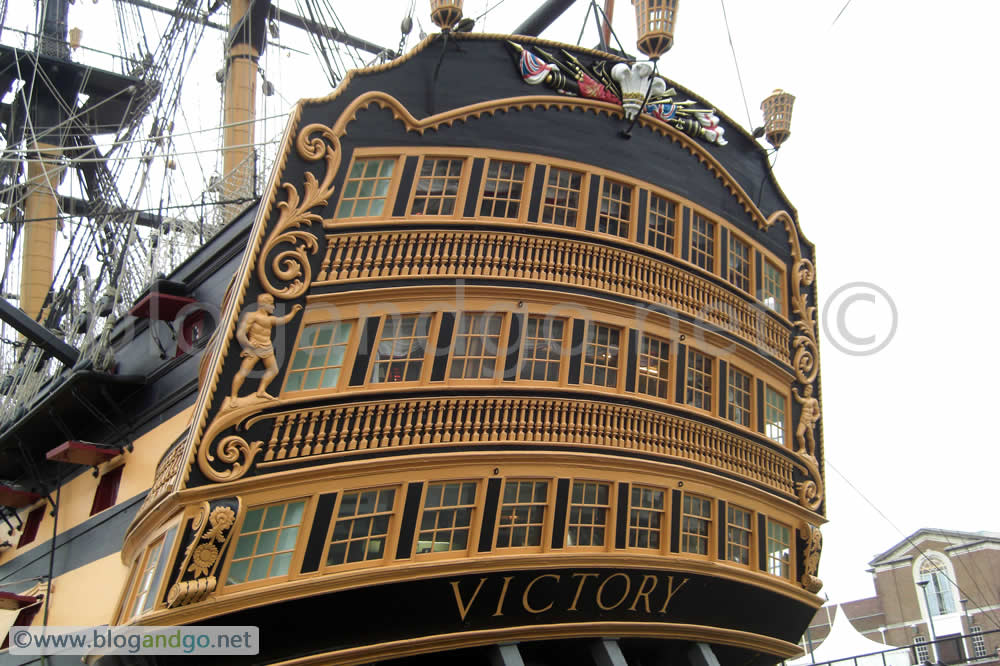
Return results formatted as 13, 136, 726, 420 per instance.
113, 31, 826, 666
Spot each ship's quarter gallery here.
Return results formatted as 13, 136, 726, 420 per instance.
0, 24, 825, 666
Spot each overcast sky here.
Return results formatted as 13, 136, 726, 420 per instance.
13, 0, 999, 607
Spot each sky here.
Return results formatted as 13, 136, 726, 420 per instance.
9, 0, 1000, 606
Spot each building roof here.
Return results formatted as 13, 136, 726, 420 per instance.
869, 528, 1000, 567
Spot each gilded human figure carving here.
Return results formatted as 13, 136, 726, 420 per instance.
228, 294, 302, 404
792, 384, 820, 458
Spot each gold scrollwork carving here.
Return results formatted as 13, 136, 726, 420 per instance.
198, 434, 262, 484
166, 577, 217, 608
255, 124, 339, 300
770, 211, 824, 512
800, 523, 823, 593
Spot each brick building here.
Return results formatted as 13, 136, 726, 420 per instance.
800, 529, 1000, 664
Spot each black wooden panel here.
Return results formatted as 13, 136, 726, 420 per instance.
626, 329, 638, 393
719, 227, 729, 280
717, 499, 727, 561
463, 158, 486, 218
758, 513, 768, 572
670, 489, 682, 553
636, 189, 648, 245
396, 482, 424, 560
756, 379, 766, 434
301, 492, 338, 573
392, 156, 420, 217
527, 165, 547, 222
585, 174, 601, 232
349, 316, 381, 386
615, 483, 629, 549
675, 343, 687, 404
680, 207, 691, 261
717, 359, 728, 419
504, 313, 523, 381
795, 527, 804, 583
552, 478, 570, 549
478, 478, 503, 553
430, 312, 456, 382
755, 250, 763, 299
567, 319, 586, 385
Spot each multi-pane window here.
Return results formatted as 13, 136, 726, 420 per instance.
728, 234, 751, 292
336, 158, 395, 218
496, 480, 548, 548
628, 486, 665, 549
680, 494, 712, 555
766, 519, 792, 579
480, 160, 527, 219
229, 501, 305, 584
637, 334, 670, 399
685, 349, 713, 411
416, 482, 476, 555
919, 557, 956, 615
690, 213, 715, 272
597, 179, 632, 238
327, 488, 395, 566
129, 538, 164, 617
541, 167, 582, 227
370, 314, 431, 383
285, 322, 353, 392
727, 366, 752, 427
450, 313, 503, 379
566, 481, 610, 547
971, 626, 987, 658
583, 323, 620, 388
411, 157, 463, 215
761, 260, 784, 314
765, 386, 786, 444
914, 636, 929, 663
520, 316, 564, 382
726, 505, 752, 565
647, 193, 677, 253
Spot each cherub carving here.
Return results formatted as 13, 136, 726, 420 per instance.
792, 384, 820, 458
228, 294, 302, 403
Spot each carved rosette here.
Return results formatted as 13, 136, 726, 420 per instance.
167, 498, 241, 608
800, 523, 823, 593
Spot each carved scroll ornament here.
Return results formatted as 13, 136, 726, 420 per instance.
771, 211, 824, 512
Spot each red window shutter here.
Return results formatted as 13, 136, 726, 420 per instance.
90, 466, 124, 516
16, 506, 45, 549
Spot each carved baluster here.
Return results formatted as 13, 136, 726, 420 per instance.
276, 413, 296, 460
388, 403, 403, 446
265, 414, 286, 461
316, 235, 336, 282
316, 409, 331, 453
470, 399, 483, 442
440, 399, 455, 443
342, 405, 359, 451
299, 410, 318, 457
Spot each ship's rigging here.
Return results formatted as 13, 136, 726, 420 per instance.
0, 0, 402, 426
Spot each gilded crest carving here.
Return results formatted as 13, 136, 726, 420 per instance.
167, 498, 241, 608
800, 523, 823, 593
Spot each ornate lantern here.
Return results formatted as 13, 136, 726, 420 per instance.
430, 0, 464, 31
760, 89, 795, 149
632, 0, 679, 59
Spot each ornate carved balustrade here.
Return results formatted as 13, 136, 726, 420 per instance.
250, 396, 797, 497
315, 230, 790, 363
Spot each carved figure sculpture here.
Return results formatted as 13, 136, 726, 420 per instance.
792, 384, 820, 458
229, 294, 302, 402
